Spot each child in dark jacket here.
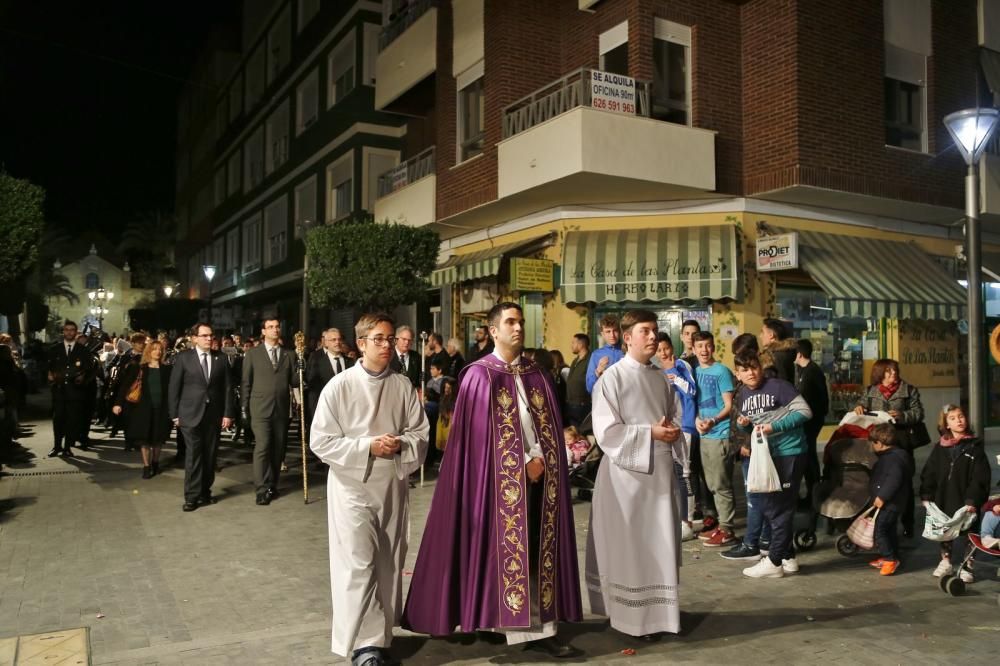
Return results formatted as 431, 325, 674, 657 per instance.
867, 424, 913, 576
919, 404, 992, 582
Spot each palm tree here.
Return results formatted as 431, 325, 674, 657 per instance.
117, 210, 177, 267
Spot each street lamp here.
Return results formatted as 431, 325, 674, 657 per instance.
87, 287, 114, 331
163, 284, 174, 298
202, 265, 217, 326
944, 106, 1000, 431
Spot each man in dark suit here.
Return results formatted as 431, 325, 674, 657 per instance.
389, 325, 422, 389
47, 321, 96, 457
168, 322, 236, 512
795, 338, 830, 506
305, 327, 353, 427
242, 317, 297, 505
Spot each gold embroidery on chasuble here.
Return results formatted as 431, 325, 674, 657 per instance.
528, 386, 559, 613
495, 385, 527, 615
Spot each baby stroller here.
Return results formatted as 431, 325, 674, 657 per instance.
938, 499, 1000, 599
811, 411, 889, 556
568, 412, 602, 501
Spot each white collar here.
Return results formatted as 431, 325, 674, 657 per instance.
492, 349, 521, 366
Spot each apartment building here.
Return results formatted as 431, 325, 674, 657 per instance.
372, 0, 1000, 426
175, 0, 407, 335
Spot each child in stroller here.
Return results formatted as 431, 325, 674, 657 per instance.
565, 419, 601, 501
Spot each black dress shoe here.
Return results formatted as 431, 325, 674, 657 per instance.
256, 494, 271, 506
200, 494, 218, 505
48, 448, 62, 458
523, 637, 582, 659
60, 448, 74, 458
182, 502, 198, 512
266, 487, 279, 500
637, 632, 662, 642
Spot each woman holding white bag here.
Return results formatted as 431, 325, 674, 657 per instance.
919, 404, 991, 583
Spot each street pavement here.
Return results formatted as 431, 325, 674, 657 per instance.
1, 391, 999, 665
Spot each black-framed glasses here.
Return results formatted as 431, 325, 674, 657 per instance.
361, 335, 396, 347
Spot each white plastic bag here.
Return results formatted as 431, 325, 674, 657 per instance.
746, 428, 782, 493
922, 502, 976, 542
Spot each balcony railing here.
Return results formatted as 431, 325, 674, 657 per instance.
376, 146, 436, 198
379, 0, 436, 51
502, 68, 652, 139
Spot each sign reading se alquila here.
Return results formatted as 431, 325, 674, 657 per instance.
568, 256, 730, 297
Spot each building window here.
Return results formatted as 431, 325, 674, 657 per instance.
883, 0, 929, 152
599, 21, 629, 75
326, 152, 354, 221
85, 272, 99, 289
226, 228, 240, 280
268, 6, 291, 85
457, 63, 484, 162
264, 196, 288, 267
229, 72, 243, 122
296, 69, 319, 134
227, 150, 241, 197
328, 31, 356, 107
213, 236, 226, 275
216, 96, 228, 136
265, 99, 289, 176
363, 23, 380, 86
214, 167, 227, 205
298, 0, 320, 32
244, 127, 264, 192
242, 214, 263, 274
652, 19, 690, 125
246, 46, 266, 111
294, 175, 318, 238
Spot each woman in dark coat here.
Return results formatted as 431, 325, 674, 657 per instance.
854, 358, 924, 536
113, 340, 172, 478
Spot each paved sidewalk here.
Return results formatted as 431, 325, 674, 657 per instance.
1, 393, 998, 665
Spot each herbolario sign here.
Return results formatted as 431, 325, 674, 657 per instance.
589, 70, 636, 115
756, 233, 799, 271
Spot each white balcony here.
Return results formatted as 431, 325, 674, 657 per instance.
374, 147, 436, 228
375, 0, 437, 111
498, 69, 716, 201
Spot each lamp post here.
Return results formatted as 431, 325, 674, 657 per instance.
202, 265, 217, 327
87, 286, 114, 332
944, 107, 1000, 431
163, 284, 175, 298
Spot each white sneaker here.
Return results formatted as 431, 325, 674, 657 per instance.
781, 558, 799, 575
743, 557, 784, 579
959, 568, 974, 584
932, 559, 953, 578
681, 522, 696, 542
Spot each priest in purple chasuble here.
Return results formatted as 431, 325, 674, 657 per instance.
402, 302, 583, 659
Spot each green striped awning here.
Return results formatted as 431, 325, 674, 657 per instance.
429, 240, 538, 286
560, 225, 742, 305
794, 230, 966, 320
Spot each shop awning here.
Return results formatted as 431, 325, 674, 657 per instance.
794, 230, 966, 320
430, 234, 555, 286
560, 225, 742, 305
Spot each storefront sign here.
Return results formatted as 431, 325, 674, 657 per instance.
897, 320, 958, 388
511, 258, 554, 292
756, 233, 799, 272
590, 70, 636, 115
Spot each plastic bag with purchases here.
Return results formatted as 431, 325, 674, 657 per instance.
922, 502, 976, 542
746, 427, 782, 493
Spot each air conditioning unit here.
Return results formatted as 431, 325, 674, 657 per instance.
459, 282, 498, 314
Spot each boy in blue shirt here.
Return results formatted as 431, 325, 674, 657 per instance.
733, 352, 812, 579
692, 331, 737, 548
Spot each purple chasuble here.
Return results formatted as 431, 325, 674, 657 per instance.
402, 354, 582, 633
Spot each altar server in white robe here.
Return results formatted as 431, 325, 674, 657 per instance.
585, 308, 686, 640
310, 312, 429, 665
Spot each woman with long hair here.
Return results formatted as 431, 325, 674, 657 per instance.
113, 340, 173, 478
854, 358, 925, 536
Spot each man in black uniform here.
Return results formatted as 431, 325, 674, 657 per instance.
48, 321, 96, 457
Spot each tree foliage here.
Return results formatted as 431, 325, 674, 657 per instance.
117, 210, 177, 289
0, 171, 45, 287
306, 216, 439, 312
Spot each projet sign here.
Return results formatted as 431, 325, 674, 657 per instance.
756, 233, 799, 272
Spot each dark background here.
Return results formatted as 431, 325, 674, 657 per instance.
0, 0, 240, 236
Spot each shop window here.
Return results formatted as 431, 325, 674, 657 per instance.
591, 306, 710, 356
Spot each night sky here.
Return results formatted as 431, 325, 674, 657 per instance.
0, 1, 239, 238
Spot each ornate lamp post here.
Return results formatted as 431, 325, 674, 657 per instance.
943, 107, 1000, 430
87, 286, 114, 331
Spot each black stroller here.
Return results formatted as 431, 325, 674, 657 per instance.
568, 412, 602, 501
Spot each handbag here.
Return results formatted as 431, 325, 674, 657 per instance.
921, 502, 976, 542
125, 368, 143, 404
847, 506, 880, 550
905, 422, 932, 449
746, 428, 782, 494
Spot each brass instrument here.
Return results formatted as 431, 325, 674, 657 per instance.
294, 331, 309, 504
